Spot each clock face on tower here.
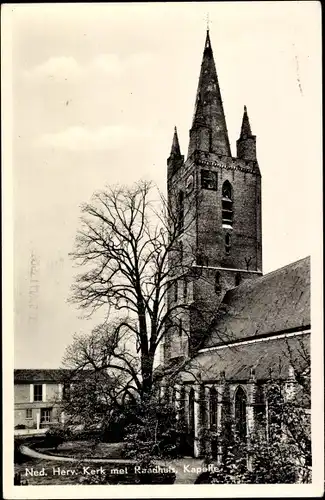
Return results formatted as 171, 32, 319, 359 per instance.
186, 174, 194, 194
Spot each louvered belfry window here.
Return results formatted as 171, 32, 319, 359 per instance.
222, 180, 233, 227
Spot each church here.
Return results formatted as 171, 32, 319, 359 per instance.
160, 30, 311, 461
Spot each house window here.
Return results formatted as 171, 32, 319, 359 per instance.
33, 384, 43, 402
201, 169, 217, 190
235, 387, 247, 441
178, 191, 184, 233
222, 181, 233, 227
235, 272, 241, 286
215, 271, 221, 293
209, 387, 218, 427
41, 408, 51, 423
178, 318, 183, 337
26, 409, 32, 419
63, 384, 71, 401
225, 233, 231, 254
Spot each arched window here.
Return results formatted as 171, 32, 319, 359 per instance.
235, 386, 247, 441
209, 387, 218, 427
235, 272, 242, 286
189, 388, 195, 432
178, 318, 183, 337
267, 385, 284, 437
254, 385, 266, 435
183, 278, 188, 300
178, 191, 184, 233
196, 249, 204, 266
171, 386, 176, 406
225, 233, 231, 254
179, 241, 183, 262
196, 249, 208, 267
215, 271, 221, 293
174, 280, 178, 302
222, 181, 233, 227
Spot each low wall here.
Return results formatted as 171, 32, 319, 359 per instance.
14, 428, 47, 437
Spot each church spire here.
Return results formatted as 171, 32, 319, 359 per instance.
188, 30, 231, 158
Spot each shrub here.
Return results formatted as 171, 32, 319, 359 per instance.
123, 397, 188, 467
14, 439, 28, 464
14, 424, 26, 430
43, 426, 70, 450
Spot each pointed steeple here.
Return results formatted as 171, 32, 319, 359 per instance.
170, 126, 181, 157
240, 105, 252, 138
167, 126, 184, 181
188, 30, 231, 157
236, 105, 257, 161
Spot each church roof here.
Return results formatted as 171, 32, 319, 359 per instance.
183, 331, 310, 382
203, 256, 310, 349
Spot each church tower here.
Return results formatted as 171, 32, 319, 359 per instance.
164, 30, 262, 361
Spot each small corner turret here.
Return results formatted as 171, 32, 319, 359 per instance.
236, 105, 257, 161
167, 126, 184, 180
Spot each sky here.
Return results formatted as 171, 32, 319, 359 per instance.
3, 2, 321, 369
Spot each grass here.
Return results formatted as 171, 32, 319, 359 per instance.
34, 440, 126, 459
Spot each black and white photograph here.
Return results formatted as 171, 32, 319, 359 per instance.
2, 2, 323, 498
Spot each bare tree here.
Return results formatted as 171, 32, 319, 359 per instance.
68, 180, 201, 401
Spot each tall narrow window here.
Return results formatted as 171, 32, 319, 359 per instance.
209, 387, 218, 427
189, 388, 195, 432
178, 318, 183, 337
63, 384, 71, 401
33, 384, 43, 402
225, 233, 231, 254
174, 281, 178, 302
184, 278, 188, 300
254, 385, 266, 436
235, 387, 247, 441
171, 387, 176, 406
235, 272, 241, 286
26, 409, 32, 419
179, 241, 183, 262
267, 385, 284, 438
222, 181, 233, 227
215, 271, 221, 293
178, 191, 184, 233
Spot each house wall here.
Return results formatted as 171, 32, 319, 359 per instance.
14, 382, 63, 429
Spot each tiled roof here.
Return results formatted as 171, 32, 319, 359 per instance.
183, 331, 310, 382
203, 256, 310, 348
14, 369, 110, 383
14, 369, 71, 383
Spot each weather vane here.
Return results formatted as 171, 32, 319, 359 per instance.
205, 12, 211, 31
